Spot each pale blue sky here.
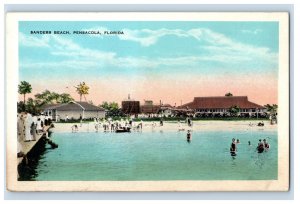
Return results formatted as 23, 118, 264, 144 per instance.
19, 21, 278, 80
18, 21, 279, 105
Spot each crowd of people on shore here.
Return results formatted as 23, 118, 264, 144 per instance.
17, 113, 51, 156
70, 117, 196, 133
71, 118, 144, 133
69, 117, 197, 143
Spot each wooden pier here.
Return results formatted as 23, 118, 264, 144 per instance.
18, 125, 51, 165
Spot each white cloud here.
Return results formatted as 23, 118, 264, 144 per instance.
119, 28, 190, 47
85, 27, 278, 64
85, 27, 277, 66
50, 34, 116, 59
115, 27, 273, 60
19, 32, 50, 47
241, 29, 262, 35
117, 28, 240, 47
19, 26, 277, 72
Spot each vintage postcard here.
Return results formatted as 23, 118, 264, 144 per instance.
6, 12, 289, 191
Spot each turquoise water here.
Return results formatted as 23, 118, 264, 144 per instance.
33, 129, 277, 181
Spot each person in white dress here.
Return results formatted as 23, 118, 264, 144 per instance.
24, 113, 33, 141
17, 114, 24, 153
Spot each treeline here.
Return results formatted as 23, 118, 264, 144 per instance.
17, 81, 125, 116
18, 90, 74, 114
18, 81, 74, 114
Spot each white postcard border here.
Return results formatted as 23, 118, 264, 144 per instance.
6, 12, 289, 191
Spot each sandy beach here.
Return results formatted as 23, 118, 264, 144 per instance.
51, 120, 277, 133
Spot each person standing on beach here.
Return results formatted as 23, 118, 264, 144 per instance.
95, 123, 99, 132
111, 123, 115, 131
160, 118, 163, 126
17, 114, 24, 154
30, 122, 37, 141
187, 117, 192, 127
24, 113, 33, 142
79, 114, 83, 127
36, 118, 43, 133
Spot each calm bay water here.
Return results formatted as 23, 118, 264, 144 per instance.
28, 129, 277, 181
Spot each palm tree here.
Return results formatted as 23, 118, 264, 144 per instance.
18, 81, 32, 104
75, 82, 89, 102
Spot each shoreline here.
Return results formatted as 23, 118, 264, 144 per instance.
51, 120, 277, 133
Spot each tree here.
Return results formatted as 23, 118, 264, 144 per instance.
58, 93, 74, 103
264, 104, 278, 118
100, 101, 124, 117
25, 97, 41, 115
17, 97, 41, 115
228, 105, 240, 116
18, 81, 32, 105
75, 82, 89, 102
35, 90, 74, 105
100, 101, 119, 111
109, 102, 119, 110
17, 101, 25, 113
34, 90, 53, 105
264, 104, 278, 112
225, 92, 233, 97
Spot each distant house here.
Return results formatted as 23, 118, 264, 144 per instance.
179, 96, 266, 117
158, 104, 174, 117
140, 100, 160, 114
42, 101, 106, 121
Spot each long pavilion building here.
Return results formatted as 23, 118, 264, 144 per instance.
178, 96, 267, 116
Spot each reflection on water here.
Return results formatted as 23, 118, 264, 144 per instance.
19, 129, 278, 181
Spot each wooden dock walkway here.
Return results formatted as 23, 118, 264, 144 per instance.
18, 126, 51, 165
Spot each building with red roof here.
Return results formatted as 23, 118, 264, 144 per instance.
179, 96, 266, 116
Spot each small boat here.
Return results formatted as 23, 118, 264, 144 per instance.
115, 127, 131, 133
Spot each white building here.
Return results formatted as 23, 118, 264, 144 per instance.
42, 101, 106, 121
